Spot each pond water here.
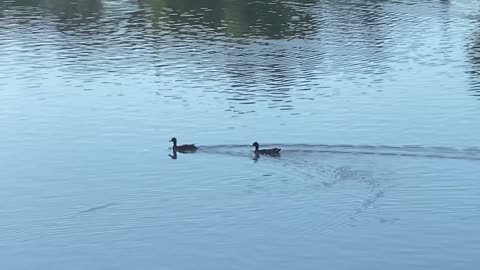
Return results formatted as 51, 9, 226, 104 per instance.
1, 0, 480, 269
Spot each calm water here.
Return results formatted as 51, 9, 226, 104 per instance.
1, 0, 480, 269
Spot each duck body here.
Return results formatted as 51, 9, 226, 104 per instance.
170, 137, 198, 153
251, 142, 281, 156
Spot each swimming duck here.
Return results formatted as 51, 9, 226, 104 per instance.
251, 142, 281, 156
169, 137, 198, 152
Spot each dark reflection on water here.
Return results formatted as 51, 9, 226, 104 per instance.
139, 0, 318, 39
466, 18, 480, 99
0, 0, 103, 25
1, 0, 318, 38
2, 0, 476, 108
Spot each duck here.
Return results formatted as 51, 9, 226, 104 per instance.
251, 141, 281, 156
169, 137, 198, 152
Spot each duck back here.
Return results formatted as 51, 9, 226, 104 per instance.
174, 144, 198, 152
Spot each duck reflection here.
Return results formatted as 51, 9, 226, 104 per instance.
168, 148, 199, 160
252, 152, 260, 162
169, 150, 178, 160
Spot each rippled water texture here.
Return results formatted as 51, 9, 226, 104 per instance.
1, 0, 480, 269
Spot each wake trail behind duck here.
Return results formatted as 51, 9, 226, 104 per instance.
198, 144, 480, 161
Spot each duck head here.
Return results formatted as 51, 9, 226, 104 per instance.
251, 142, 259, 150
169, 137, 177, 146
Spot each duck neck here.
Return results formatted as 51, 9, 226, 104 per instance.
172, 141, 177, 147
254, 145, 259, 152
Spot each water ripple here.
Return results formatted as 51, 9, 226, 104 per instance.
200, 144, 480, 161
